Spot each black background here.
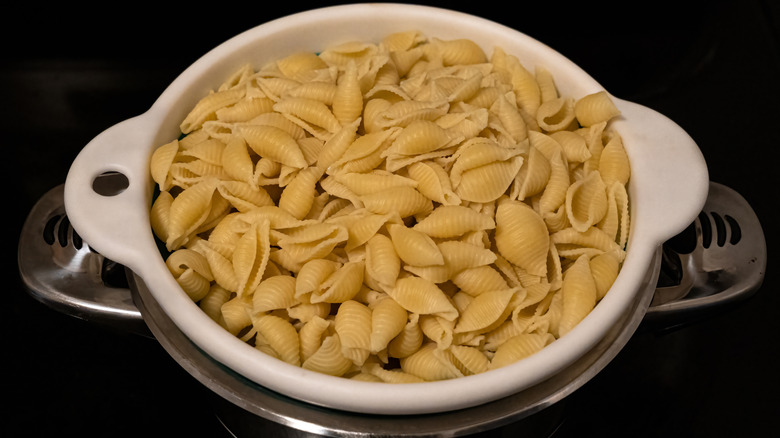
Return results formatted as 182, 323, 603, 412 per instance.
6, 1, 778, 436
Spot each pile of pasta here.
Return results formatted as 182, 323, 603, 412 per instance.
149, 30, 630, 383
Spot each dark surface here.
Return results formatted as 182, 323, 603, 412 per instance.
6, 1, 778, 437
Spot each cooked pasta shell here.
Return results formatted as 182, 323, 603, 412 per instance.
311, 260, 365, 303
299, 315, 333, 363
400, 342, 462, 381
364, 234, 401, 287
598, 181, 630, 249
333, 60, 364, 125
180, 87, 246, 133
511, 144, 551, 201
549, 130, 591, 163
386, 119, 462, 156
495, 201, 549, 277
574, 91, 621, 127
451, 265, 510, 297
455, 155, 525, 203
276, 51, 329, 80
287, 301, 331, 323
252, 313, 301, 366
387, 223, 444, 266
334, 300, 373, 365
278, 166, 324, 220
150, 139, 179, 191
240, 124, 308, 168
419, 314, 455, 350
273, 97, 342, 137
166, 177, 220, 250
552, 226, 623, 260
590, 250, 621, 301
220, 135, 255, 185
302, 333, 354, 377
406, 160, 460, 206
232, 218, 272, 298
332, 170, 418, 196
360, 186, 433, 218
217, 180, 274, 212
538, 148, 570, 216
558, 255, 597, 336
252, 275, 298, 314
166, 248, 213, 301
453, 287, 516, 334
536, 97, 576, 133
412, 205, 495, 238
199, 284, 232, 324
489, 332, 556, 370
597, 134, 630, 186
150, 190, 173, 243
362, 360, 425, 383
565, 170, 608, 233
405, 241, 497, 284
389, 276, 459, 321
387, 313, 424, 359
220, 294, 253, 336
369, 297, 408, 353
216, 97, 275, 123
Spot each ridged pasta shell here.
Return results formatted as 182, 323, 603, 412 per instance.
590, 250, 621, 301
369, 297, 408, 353
150, 139, 179, 191
574, 91, 621, 127
389, 276, 459, 321
252, 275, 298, 314
252, 313, 301, 367
273, 97, 342, 137
361, 186, 433, 218
216, 97, 275, 123
489, 332, 555, 370
166, 178, 220, 250
494, 201, 549, 277
365, 234, 401, 287
558, 255, 597, 336
302, 333, 353, 376
386, 119, 462, 156
180, 87, 246, 133
598, 134, 631, 186
240, 124, 307, 168
311, 260, 365, 303
536, 97, 576, 133
405, 241, 497, 284
400, 343, 462, 381
387, 223, 444, 266
334, 300, 373, 365
454, 288, 516, 334
565, 170, 608, 233
278, 166, 325, 220
406, 160, 460, 206
333, 61, 364, 125
412, 205, 495, 238
451, 265, 510, 297
232, 218, 272, 298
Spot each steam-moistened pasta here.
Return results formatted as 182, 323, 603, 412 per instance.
150, 30, 631, 382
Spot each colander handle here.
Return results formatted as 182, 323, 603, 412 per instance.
63, 113, 162, 276
612, 98, 710, 245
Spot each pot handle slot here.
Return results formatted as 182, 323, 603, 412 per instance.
645, 182, 766, 331
612, 98, 710, 245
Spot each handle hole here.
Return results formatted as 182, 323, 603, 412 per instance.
92, 171, 129, 196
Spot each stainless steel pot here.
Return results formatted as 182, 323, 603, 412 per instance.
18, 180, 765, 436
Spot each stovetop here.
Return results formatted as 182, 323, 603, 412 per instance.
7, 1, 778, 437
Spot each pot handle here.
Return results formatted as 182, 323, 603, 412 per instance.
612, 98, 710, 245
644, 182, 766, 331
63, 113, 162, 276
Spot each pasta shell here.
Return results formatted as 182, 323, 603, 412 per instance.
369, 297, 408, 353
387, 223, 444, 266
558, 255, 597, 336
565, 170, 608, 233
489, 333, 555, 370
360, 186, 433, 218
252, 275, 298, 314
389, 276, 459, 321
334, 300, 373, 365
364, 234, 401, 287
406, 160, 460, 206
494, 201, 549, 277
574, 91, 621, 127
253, 313, 301, 366
232, 218, 272, 298
412, 205, 495, 238
240, 124, 308, 168
333, 61, 364, 125
454, 288, 516, 334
